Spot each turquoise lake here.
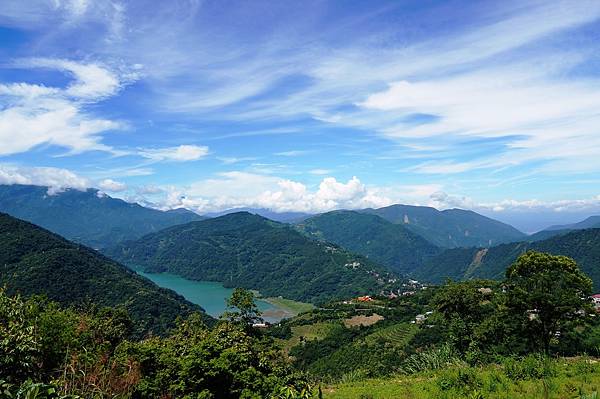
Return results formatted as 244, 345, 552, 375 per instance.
138, 272, 288, 322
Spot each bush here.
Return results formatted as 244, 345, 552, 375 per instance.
400, 344, 464, 374
0, 290, 40, 383
502, 354, 556, 380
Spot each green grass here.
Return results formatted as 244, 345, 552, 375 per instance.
363, 322, 416, 346
322, 357, 600, 398
264, 296, 315, 315
278, 322, 340, 353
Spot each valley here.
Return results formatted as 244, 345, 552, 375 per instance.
3, 4, 600, 397
2, 186, 600, 398
138, 271, 308, 322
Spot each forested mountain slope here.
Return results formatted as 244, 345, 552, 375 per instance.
107, 212, 400, 304
361, 204, 525, 248
204, 207, 311, 223
0, 184, 204, 248
529, 215, 600, 241
297, 210, 441, 274
0, 212, 205, 336
413, 228, 600, 289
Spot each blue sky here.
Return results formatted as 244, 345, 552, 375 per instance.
1, 0, 600, 231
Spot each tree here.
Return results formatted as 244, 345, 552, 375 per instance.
224, 288, 263, 326
504, 251, 593, 354
432, 280, 496, 353
0, 289, 40, 383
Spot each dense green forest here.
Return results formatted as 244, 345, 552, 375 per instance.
107, 212, 401, 304
0, 184, 204, 248
0, 212, 208, 336
297, 210, 441, 274
361, 204, 526, 248
0, 288, 312, 399
414, 228, 600, 290
3, 250, 600, 398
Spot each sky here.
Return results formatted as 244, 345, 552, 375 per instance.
1, 0, 600, 232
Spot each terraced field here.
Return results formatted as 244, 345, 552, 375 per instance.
363, 323, 417, 346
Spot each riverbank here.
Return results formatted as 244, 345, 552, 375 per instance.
261, 296, 315, 320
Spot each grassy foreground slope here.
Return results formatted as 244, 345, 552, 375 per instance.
324, 357, 600, 398
0, 212, 206, 336
108, 212, 401, 304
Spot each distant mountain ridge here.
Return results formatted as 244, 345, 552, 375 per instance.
106, 212, 401, 304
0, 212, 206, 336
361, 204, 526, 248
412, 228, 600, 290
0, 184, 205, 248
529, 215, 600, 241
204, 207, 312, 223
297, 210, 441, 274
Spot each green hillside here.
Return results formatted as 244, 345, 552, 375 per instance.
0, 184, 204, 248
0, 212, 206, 336
529, 215, 600, 241
362, 205, 525, 248
297, 210, 441, 274
107, 212, 401, 304
414, 228, 600, 289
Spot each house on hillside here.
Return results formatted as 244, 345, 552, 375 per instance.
357, 295, 374, 302
592, 294, 600, 310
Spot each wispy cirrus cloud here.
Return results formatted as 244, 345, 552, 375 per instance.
138, 144, 209, 162
0, 57, 132, 156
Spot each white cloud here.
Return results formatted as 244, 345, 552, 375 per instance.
275, 150, 310, 157
98, 178, 127, 192
0, 164, 133, 196
309, 169, 331, 175
429, 190, 600, 217
21, 58, 122, 100
0, 58, 131, 156
138, 145, 209, 162
216, 156, 258, 165
136, 184, 163, 194
0, 164, 90, 194
154, 173, 391, 213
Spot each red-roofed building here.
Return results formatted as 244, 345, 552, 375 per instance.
591, 294, 600, 310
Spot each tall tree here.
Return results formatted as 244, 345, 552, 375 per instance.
224, 288, 263, 326
504, 251, 593, 353
432, 280, 496, 353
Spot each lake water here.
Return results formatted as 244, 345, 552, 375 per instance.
138, 271, 289, 323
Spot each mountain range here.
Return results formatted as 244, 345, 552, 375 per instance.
528, 216, 600, 241
106, 212, 401, 304
0, 184, 204, 248
203, 207, 311, 223
361, 204, 526, 248
297, 210, 441, 274
412, 228, 600, 290
0, 212, 206, 336
2, 183, 600, 299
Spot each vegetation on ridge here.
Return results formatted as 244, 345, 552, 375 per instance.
414, 228, 600, 290
0, 184, 204, 249
297, 210, 441, 274
0, 212, 206, 337
107, 212, 402, 304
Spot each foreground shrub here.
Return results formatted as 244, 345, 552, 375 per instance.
400, 344, 464, 374
502, 354, 556, 381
